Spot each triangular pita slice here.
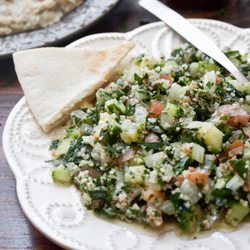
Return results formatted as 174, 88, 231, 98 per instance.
13, 41, 134, 132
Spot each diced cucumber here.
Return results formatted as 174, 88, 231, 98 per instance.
171, 142, 182, 148
105, 99, 126, 114
70, 110, 86, 125
191, 143, 205, 164
84, 116, 95, 125
134, 105, 147, 124
242, 104, 250, 115
179, 204, 204, 232
159, 111, 174, 129
170, 142, 182, 158
80, 123, 93, 135
124, 67, 140, 82
180, 179, 200, 205
66, 128, 81, 138
162, 60, 178, 75
52, 164, 72, 183
96, 88, 112, 103
189, 62, 199, 75
100, 118, 121, 144
96, 89, 106, 102
225, 175, 245, 191
243, 149, 250, 160
228, 80, 243, 91
168, 83, 184, 102
197, 123, 223, 153
134, 53, 144, 66
121, 123, 145, 144
144, 152, 167, 168
165, 60, 178, 68
54, 137, 72, 157
201, 154, 216, 174
161, 200, 175, 215
124, 165, 146, 185
230, 58, 241, 68
129, 156, 145, 166
244, 82, 250, 93
225, 202, 250, 226
141, 55, 158, 69
166, 102, 178, 116
121, 119, 133, 130
184, 121, 205, 129
198, 62, 220, 73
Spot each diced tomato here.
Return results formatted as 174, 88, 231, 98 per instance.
159, 74, 172, 84
104, 82, 114, 93
148, 100, 165, 118
217, 104, 249, 126
175, 170, 210, 189
188, 81, 198, 90
141, 187, 165, 203
219, 139, 245, 159
216, 76, 223, 84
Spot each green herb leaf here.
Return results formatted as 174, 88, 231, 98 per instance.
125, 103, 136, 116
134, 54, 145, 65
142, 141, 169, 153
111, 88, 125, 99
106, 142, 122, 158
229, 159, 248, 181
136, 89, 152, 100
158, 83, 167, 95
89, 187, 109, 200
173, 156, 190, 175
96, 89, 113, 101
49, 139, 60, 150
134, 73, 148, 85
117, 78, 124, 88
92, 101, 102, 124
220, 115, 234, 120
212, 188, 235, 206
223, 126, 233, 142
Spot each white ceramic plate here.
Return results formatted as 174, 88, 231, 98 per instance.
0, 0, 121, 59
3, 20, 250, 250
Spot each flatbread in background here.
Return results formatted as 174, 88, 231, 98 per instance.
0, 0, 84, 36
13, 41, 135, 132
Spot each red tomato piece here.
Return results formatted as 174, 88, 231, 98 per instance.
104, 82, 113, 93
217, 104, 249, 126
216, 76, 223, 84
219, 139, 245, 159
159, 74, 171, 84
175, 170, 210, 189
148, 100, 165, 118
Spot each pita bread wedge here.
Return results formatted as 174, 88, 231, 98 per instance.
13, 41, 134, 132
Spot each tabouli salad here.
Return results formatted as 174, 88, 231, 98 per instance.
48, 44, 250, 232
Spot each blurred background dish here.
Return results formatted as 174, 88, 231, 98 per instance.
0, 0, 84, 36
0, 0, 121, 59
